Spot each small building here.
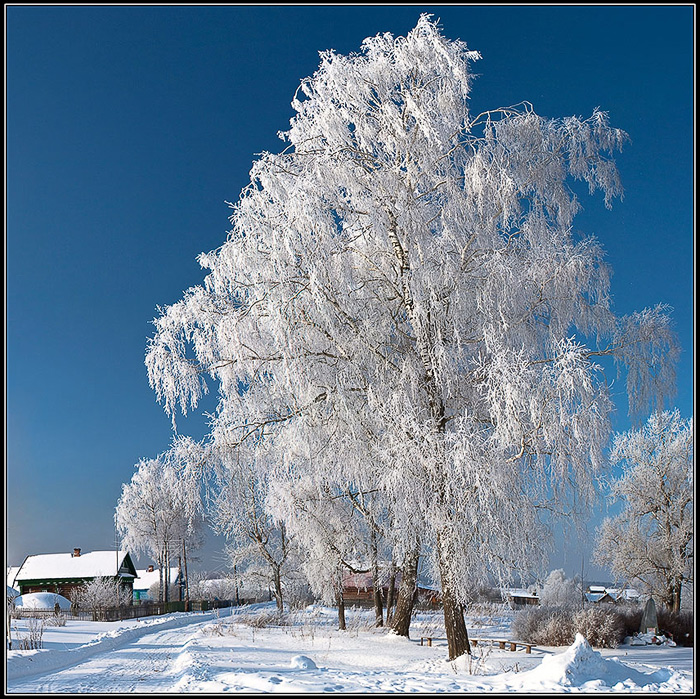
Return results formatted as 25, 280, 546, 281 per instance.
14, 548, 137, 601
342, 572, 382, 604
502, 588, 540, 607
133, 565, 183, 601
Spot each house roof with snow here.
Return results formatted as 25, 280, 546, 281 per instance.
502, 588, 540, 599
7, 566, 21, 589
15, 549, 137, 584
585, 592, 608, 603
606, 588, 642, 601
585, 586, 643, 604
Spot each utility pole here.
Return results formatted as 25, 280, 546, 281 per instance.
115, 524, 120, 615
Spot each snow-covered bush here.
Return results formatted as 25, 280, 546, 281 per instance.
147, 581, 181, 603
512, 606, 573, 645
538, 609, 576, 646
73, 577, 132, 617
44, 610, 67, 627
572, 606, 625, 648
515, 604, 631, 647
539, 569, 580, 608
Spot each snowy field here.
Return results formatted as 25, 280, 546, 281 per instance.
6, 603, 693, 693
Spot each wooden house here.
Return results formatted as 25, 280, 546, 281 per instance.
14, 548, 137, 601
342, 571, 440, 607
502, 588, 540, 607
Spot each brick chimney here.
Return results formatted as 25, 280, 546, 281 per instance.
72, 548, 81, 557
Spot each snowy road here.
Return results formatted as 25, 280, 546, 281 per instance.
8, 620, 210, 693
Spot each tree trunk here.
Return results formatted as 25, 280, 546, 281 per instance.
162, 546, 171, 604
385, 565, 397, 625
442, 592, 470, 660
371, 529, 384, 627
670, 579, 682, 613
7, 601, 12, 650
436, 531, 470, 660
391, 546, 419, 637
336, 589, 346, 631
183, 541, 190, 612
390, 209, 468, 658
273, 566, 284, 614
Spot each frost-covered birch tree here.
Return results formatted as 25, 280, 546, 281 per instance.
115, 439, 205, 603
146, 16, 678, 659
594, 410, 693, 612
208, 437, 297, 613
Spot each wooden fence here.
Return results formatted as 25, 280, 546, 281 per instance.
12, 599, 236, 623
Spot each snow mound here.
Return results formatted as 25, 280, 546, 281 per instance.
290, 655, 317, 670
517, 633, 677, 691
14, 592, 72, 610
539, 634, 614, 686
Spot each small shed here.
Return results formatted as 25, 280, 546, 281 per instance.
502, 588, 540, 607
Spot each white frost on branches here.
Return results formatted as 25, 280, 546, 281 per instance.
595, 410, 693, 611
539, 569, 580, 608
115, 437, 205, 601
144, 16, 678, 624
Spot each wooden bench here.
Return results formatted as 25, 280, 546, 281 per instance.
420, 637, 433, 646
470, 638, 533, 654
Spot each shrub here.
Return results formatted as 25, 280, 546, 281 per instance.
45, 612, 67, 627
512, 606, 574, 645
237, 609, 288, 628
615, 604, 643, 639
514, 605, 629, 648
573, 606, 625, 648
15, 616, 45, 650
540, 609, 576, 646
657, 608, 694, 647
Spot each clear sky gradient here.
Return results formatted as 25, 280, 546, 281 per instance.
6, 5, 694, 582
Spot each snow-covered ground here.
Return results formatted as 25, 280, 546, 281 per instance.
6, 603, 694, 693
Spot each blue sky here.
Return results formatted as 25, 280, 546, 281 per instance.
6, 5, 693, 582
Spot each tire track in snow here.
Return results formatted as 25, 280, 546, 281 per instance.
7, 617, 214, 693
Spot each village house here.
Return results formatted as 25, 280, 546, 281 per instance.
342, 571, 440, 607
13, 548, 137, 601
584, 584, 643, 605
